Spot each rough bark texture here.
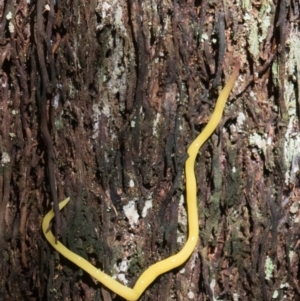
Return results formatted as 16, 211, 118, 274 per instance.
0, 0, 300, 300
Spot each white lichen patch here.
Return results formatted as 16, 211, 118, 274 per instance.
289, 251, 295, 261
102, 103, 110, 118
236, 112, 246, 131
258, 0, 272, 43
283, 29, 300, 185
188, 291, 195, 299
248, 19, 259, 60
123, 200, 139, 227
53, 93, 60, 109
6, 11, 12, 20
209, 278, 216, 300
152, 113, 161, 136
265, 256, 275, 280
280, 282, 289, 289
229, 111, 246, 141
289, 201, 299, 214
94, 0, 132, 126
91, 102, 114, 140
1, 152, 10, 165
284, 116, 300, 185
177, 195, 187, 244
113, 259, 129, 285
8, 21, 14, 33
249, 132, 268, 155
287, 29, 300, 83
178, 194, 187, 226
189, 251, 198, 272
201, 32, 208, 42
233, 292, 240, 301
95, 0, 126, 35
91, 104, 101, 140
242, 0, 274, 63
142, 199, 153, 218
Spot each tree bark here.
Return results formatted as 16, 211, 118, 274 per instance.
0, 0, 299, 300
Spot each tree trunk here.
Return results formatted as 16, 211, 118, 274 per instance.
0, 0, 299, 300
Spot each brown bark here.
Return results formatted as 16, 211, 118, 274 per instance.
0, 0, 299, 300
